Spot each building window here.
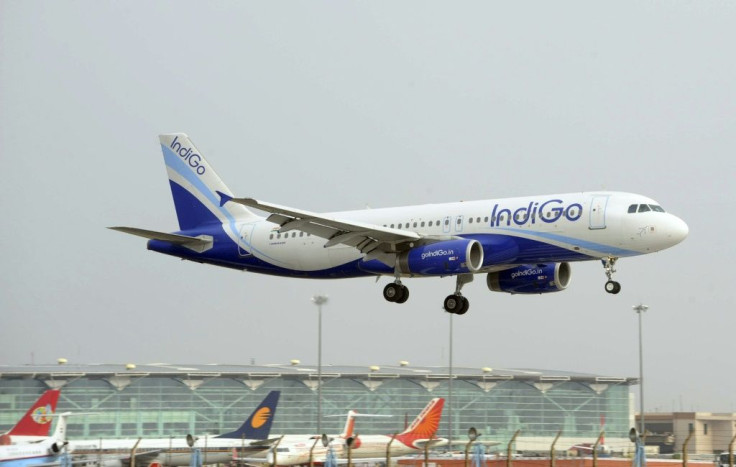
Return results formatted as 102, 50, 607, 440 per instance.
704, 423, 708, 435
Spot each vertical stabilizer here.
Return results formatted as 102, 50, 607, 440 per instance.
395, 398, 445, 447
159, 133, 258, 230
340, 411, 358, 438
6, 390, 60, 439
216, 391, 280, 439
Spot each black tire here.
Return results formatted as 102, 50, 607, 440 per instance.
383, 283, 401, 302
456, 296, 470, 315
605, 280, 622, 294
444, 294, 462, 313
396, 285, 410, 304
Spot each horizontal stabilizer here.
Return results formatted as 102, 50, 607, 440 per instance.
108, 227, 213, 253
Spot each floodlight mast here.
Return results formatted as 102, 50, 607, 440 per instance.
312, 294, 328, 433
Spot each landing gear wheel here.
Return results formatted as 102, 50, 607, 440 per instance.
384, 283, 409, 303
605, 280, 621, 294
444, 294, 465, 314
383, 283, 401, 302
396, 285, 409, 304
456, 296, 470, 315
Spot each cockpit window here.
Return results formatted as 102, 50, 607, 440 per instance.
629, 203, 666, 214
649, 204, 665, 212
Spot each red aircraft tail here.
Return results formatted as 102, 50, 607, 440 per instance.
395, 398, 445, 448
4, 390, 61, 441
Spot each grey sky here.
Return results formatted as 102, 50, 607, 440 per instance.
1, 1, 734, 413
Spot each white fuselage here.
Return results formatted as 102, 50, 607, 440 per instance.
238, 191, 688, 274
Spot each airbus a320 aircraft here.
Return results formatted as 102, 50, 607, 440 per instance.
111, 134, 688, 314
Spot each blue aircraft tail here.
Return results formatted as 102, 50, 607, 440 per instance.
216, 390, 280, 439
158, 133, 258, 230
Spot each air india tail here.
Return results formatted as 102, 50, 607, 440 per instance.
395, 398, 445, 448
0, 390, 61, 445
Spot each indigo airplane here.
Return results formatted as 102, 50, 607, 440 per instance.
111, 134, 688, 314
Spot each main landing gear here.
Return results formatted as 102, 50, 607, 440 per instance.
382, 274, 474, 314
383, 281, 410, 304
602, 257, 622, 294
443, 274, 473, 315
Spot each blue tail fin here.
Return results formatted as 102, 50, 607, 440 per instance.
216, 391, 280, 439
159, 134, 258, 230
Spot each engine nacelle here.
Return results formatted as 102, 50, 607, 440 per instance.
398, 239, 484, 276
487, 262, 571, 294
49, 442, 62, 454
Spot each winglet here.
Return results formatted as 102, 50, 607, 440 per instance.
217, 191, 232, 207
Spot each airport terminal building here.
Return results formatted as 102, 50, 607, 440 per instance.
0, 362, 636, 450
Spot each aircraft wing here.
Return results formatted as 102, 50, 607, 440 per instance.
414, 438, 449, 449
221, 194, 426, 263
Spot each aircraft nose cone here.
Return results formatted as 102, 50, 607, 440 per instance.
668, 215, 689, 245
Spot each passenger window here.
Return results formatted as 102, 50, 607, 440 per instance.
292, 232, 296, 238
468, 218, 474, 224
445, 219, 450, 226
398, 223, 402, 229
277, 234, 281, 239
269, 234, 273, 239
477, 217, 481, 223
428, 221, 433, 227
421, 221, 425, 227
390, 224, 395, 228
456, 218, 462, 224
300, 232, 304, 237
638, 204, 651, 213
413, 222, 417, 228
628, 204, 638, 213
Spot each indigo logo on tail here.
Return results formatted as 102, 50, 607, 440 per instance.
170, 136, 206, 175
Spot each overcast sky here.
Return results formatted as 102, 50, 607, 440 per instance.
1, 1, 734, 413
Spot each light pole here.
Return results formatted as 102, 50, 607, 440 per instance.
312, 294, 328, 433
633, 304, 649, 437
448, 313, 453, 450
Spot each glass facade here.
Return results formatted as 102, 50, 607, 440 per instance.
0, 365, 633, 445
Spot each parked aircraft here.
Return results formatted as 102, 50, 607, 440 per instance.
0, 390, 61, 445
264, 398, 446, 465
111, 134, 689, 314
67, 390, 280, 467
0, 412, 69, 467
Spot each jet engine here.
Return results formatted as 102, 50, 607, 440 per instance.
397, 239, 484, 276
487, 262, 571, 294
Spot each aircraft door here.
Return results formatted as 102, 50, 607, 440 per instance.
443, 216, 451, 233
589, 196, 609, 230
454, 215, 464, 233
238, 224, 255, 256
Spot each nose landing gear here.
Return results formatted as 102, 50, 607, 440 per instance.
602, 257, 621, 294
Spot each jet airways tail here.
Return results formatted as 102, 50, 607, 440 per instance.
395, 398, 445, 448
1, 390, 61, 444
159, 133, 258, 230
216, 391, 280, 439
